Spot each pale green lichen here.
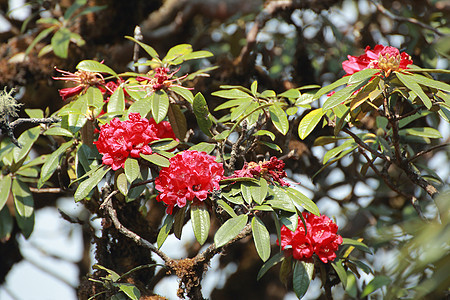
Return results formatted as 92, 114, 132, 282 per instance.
0, 87, 23, 123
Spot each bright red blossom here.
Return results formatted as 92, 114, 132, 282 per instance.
278, 212, 343, 263
94, 113, 176, 170
342, 45, 412, 76
155, 151, 224, 214
53, 67, 105, 101
232, 157, 289, 186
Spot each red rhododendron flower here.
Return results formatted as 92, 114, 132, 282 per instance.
231, 157, 289, 186
342, 45, 412, 76
94, 113, 176, 170
278, 212, 343, 263
53, 67, 105, 101
155, 150, 224, 214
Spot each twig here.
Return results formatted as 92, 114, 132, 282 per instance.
342, 127, 390, 162
133, 25, 143, 73
29, 187, 62, 193
370, 0, 445, 36
408, 143, 450, 162
9, 116, 61, 129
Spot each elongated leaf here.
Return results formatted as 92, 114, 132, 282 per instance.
253, 130, 275, 141
293, 260, 314, 299
323, 80, 368, 111
173, 206, 186, 239
212, 89, 253, 99
188, 142, 216, 154
269, 104, 289, 135
217, 200, 237, 218
167, 104, 187, 140
398, 127, 442, 139
0, 176, 12, 211
25, 26, 56, 55
125, 36, 159, 59
286, 187, 319, 216
298, 108, 324, 140
408, 73, 450, 92
214, 214, 248, 248
64, 0, 87, 20
12, 179, 34, 238
257, 251, 285, 280
44, 126, 73, 137
268, 185, 296, 212
164, 44, 192, 63
396, 72, 432, 109
124, 158, 140, 183
127, 96, 152, 117
51, 27, 71, 58
231, 101, 252, 122
76, 60, 118, 78
361, 276, 391, 297
108, 86, 125, 113
152, 90, 170, 123
183, 50, 213, 61
280, 211, 298, 232
157, 214, 174, 248
193, 92, 213, 137
39, 141, 73, 188
348, 69, 379, 85
0, 206, 13, 241
13, 126, 41, 163
332, 260, 347, 288
191, 203, 210, 245
252, 216, 271, 261
314, 76, 349, 100
117, 283, 141, 300
74, 166, 110, 202
323, 140, 355, 164
140, 153, 170, 167
341, 238, 372, 254
250, 178, 268, 205
116, 172, 128, 196
170, 86, 194, 103
241, 182, 253, 204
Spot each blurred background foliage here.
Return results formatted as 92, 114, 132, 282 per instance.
0, 0, 449, 299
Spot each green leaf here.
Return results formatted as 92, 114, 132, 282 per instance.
44, 126, 74, 137
188, 142, 216, 154
323, 80, 368, 111
257, 251, 285, 280
323, 140, 355, 164
314, 75, 349, 99
361, 276, 391, 297
157, 214, 174, 248
269, 104, 289, 135
241, 182, 253, 205
164, 44, 193, 63
152, 90, 170, 123
12, 179, 34, 238
76, 60, 118, 78
124, 158, 140, 183
214, 214, 248, 248
293, 260, 314, 299
215, 99, 245, 111
0, 206, 13, 241
213, 130, 231, 141
127, 96, 152, 118
286, 187, 320, 216
298, 108, 324, 140
279, 88, 300, 99
212, 89, 253, 99
193, 92, 213, 137
332, 260, 348, 288
51, 27, 72, 58
170, 86, 194, 104
398, 127, 442, 139
341, 238, 372, 254
74, 166, 110, 202
39, 141, 73, 188
24, 109, 43, 119
117, 283, 141, 300
406, 73, 450, 93
108, 86, 125, 113
116, 172, 128, 196
253, 130, 275, 141
64, 0, 87, 20
251, 80, 258, 96
267, 186, 296, 213
13, 126, 41, 163
183, 50, 214, 61
396, 72, 432, 109
140, 153, 170, 167
280, 211, 298, 232
125, 36, 159, 59
25, 26, 56, 55
92, 264, 120, 281
259, 141, 282, 152
231, 101, 252, 121
251, 178, 268, 205
348, 69, 379, 85
217, 199, 237, 218
191, 202, 210, 245
167, 104, 187, 140
252, 216, 271, 261
0, 176, 12, 211
126, 166, 148, 201
173, 206, 186, 240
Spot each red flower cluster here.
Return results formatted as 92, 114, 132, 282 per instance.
278, 212, 343, 263
137, 67, 185, 91
53, 68, 105, 101
342, 45, 412, 76
94, 113, 176, 170
155, 150, 224, 214
232, 157, 289, 186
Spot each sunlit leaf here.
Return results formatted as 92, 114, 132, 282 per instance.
214, 214, 248, 248
298, 108, 324, 140
293, 260, 314, 299
191, 202, 210, 245
76, 60, 118, 78
252, 216, 271, 261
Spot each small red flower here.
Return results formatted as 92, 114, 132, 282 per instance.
136, 67, 189, 92
232, 157, 289, 186
342, 45, 412, 76
155, 150, 224, 214
278, 212, 343, 263
94, 113, 176, 170
53, 67, 105, 101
